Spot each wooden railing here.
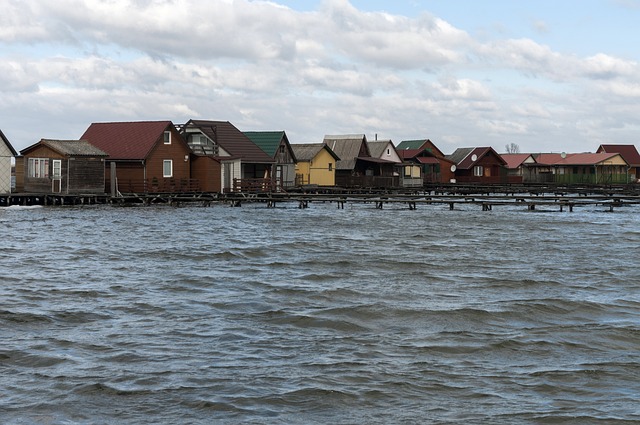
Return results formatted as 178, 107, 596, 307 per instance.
335, 175, 401, 188
116, 178, 201, 194
231, 178, 280, 193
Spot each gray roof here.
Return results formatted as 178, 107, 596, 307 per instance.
446, 148, 475, 165
22, 139, 108, 157
291, 143, 340, 162
323, 134, 369, 170
367, 140, 393, 158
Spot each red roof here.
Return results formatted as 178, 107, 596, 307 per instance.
398, 148, 423, 160
417, 157, 440, 164
597, 144, 640, 166
185, 120, 274, 163
533, 152, 623, 166
555, 152, 622, 165
451, 147, 506, 169
532, 153, 567, 165
501, 153, 532, 169
80, 121, 173, 160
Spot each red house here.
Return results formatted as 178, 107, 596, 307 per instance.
81, 121, 193, 194
447, 147, 508, 184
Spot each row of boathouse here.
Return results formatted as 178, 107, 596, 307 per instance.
2, 120, 640, 200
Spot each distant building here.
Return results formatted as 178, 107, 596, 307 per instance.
596, 144, 640, 182
447, 147, 509, 184
0, 129, 18, 194
291, 143, 340, 186
180, 120, 274, 193
81, 121, 193, 194
244, 131, 297, 189
323, 134, 397, 188
397, 139, 455, 184
17, 139, 108, 194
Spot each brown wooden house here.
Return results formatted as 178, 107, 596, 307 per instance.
323, 134, 398, 188
17, 139, 108, 194
396, 139, 455, 185
447, 147, 508, 184
180, 120, 274, 193
81, 121, 193, 194
243, 131, 297, 189
596, 144, 640, 182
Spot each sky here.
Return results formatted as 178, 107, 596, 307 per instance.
2, 0, 640, 154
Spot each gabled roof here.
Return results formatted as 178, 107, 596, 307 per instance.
21, 139, 108, 157
447, 147, 507, 169
501, 153, 534, 169
532, 153, 567, 165
597, 144, 640, 166
80, 121, 174, 160
0, 128, 18, 156
367, 140, 395, 158
243, 131, 297, 162
397, 139, 445, 157
185, 120, 273, 163
555, 152, 624, 166
323, 134, 369, 170
291, 143, 340, 162
532, 152, 626, 166
243, 131, 284, 157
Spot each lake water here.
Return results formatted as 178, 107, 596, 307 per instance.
1, 201, 639, 424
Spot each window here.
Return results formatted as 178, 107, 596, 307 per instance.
28, 158, 49, 178
328, 163, 333, 171
473, 165, 484, 177
164, 131, 171, 144
387, 148, 390, 155
163, 160, 173, 178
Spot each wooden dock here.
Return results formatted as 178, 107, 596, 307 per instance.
217, 190, 640, 213
2, 185, 640, 212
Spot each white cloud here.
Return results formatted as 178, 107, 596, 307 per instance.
1, 0, 640, 153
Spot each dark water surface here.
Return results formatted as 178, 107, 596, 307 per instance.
1, 202, 639, 424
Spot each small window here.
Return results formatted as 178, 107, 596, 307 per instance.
328, 163, 333, 171
387, 148, 390, 155
473, 165, 484, 177
163, 160, 173, 178
164, 131, 171, 144
28, 158, 49, 178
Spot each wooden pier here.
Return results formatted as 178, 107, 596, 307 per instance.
2, 185, 640, 212
217, 190, 640, 213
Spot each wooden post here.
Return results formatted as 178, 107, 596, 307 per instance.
110, 162, 117, 197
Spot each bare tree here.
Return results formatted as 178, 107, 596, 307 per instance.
505, 143, 520, 154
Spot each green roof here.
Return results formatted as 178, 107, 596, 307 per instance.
243, 131, 286, 157
397, 139, 428, 150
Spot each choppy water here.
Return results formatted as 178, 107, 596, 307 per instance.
1, 201, 639, 424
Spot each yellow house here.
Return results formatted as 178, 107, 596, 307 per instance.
291, 143, 340, 186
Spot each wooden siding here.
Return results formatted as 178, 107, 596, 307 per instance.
191, 156, 222, 193
66, 158, 106, 194
145, 127, 191, 183
20, 144, 106, 194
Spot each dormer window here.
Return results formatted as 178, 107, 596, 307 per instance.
164, 131, 171, 144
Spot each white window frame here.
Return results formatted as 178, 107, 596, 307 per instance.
164, 131, 171, 145
163, 160, 173, 178
28, 158, 49, 178
473, 165, 484, 177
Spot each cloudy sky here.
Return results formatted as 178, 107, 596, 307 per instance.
2, 0, 640, 154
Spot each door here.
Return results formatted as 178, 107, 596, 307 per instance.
52, 160, 62, 193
